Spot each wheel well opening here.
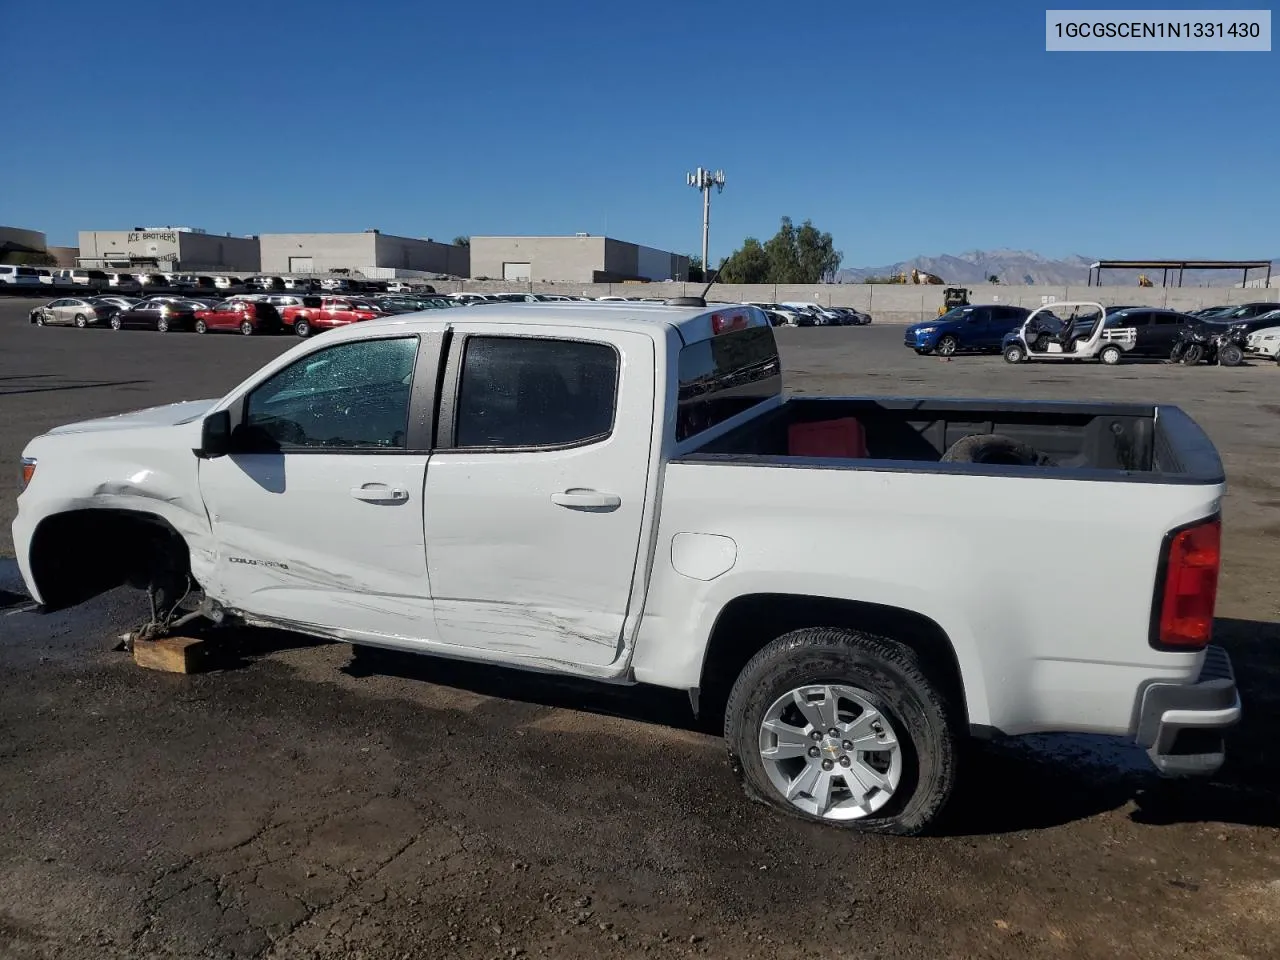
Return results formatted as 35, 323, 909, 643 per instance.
697, 594, 968, 730
29, 510, 192, 612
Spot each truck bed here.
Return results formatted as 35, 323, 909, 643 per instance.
678, 397, 1223, 483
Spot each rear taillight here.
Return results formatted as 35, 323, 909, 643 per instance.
1152, 515, 1221, 650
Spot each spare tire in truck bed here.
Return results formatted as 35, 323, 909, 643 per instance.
940, 433, 1055, 467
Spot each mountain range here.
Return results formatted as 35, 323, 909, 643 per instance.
836, 249, 1276, 288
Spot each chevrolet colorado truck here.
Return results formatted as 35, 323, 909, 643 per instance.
12, 300, 1240, 834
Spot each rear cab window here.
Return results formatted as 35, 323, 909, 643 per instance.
676, 321, 781, 441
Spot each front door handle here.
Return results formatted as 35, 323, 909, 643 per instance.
350, 483, 409, 503
550, 488, 621, 510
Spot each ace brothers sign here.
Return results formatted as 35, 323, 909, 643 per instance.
126, 230, 180, 263
128, 231, 178, 243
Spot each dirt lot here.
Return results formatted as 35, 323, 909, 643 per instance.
1, 299, 1278, 960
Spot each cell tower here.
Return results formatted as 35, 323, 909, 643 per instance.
686, 168, 725, 279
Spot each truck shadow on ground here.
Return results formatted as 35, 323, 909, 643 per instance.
224, 615, 1280, 837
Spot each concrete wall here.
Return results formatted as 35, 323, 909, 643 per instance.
418, 280, 1280, 323
470, 236, 688, 283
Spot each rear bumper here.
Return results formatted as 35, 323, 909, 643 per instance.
1135, 645, 1240, 776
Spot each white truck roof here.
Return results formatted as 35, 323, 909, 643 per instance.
339, 300, 770, 346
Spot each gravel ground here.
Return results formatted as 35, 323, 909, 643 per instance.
1, 299, 1278, 960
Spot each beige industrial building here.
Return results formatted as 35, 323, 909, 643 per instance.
469, 235, 690, 283
78, 227, 260, 272
259, 230, 469, 277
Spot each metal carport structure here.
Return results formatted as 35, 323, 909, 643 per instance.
1087, 260, 1273, 288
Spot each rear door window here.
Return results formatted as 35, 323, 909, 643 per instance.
453, 336, 618, 449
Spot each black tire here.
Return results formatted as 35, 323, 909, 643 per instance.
1032, 334, 1050, 352
1099, 345, 1122, 365
935, 335, 958, 357
110, 316, 122, 331
724, 628, 958, 836
74, 313, 88, 328
1179, 343, 1204, 365
1218, 343, 1244, 367
941, 433, 1054, 466
34, 313, 45, 326
239, 320, 254, 336
1003, 343, 1026, 364
294, 319, 311, 338
156, 316, 170, 333
194, 319, 208, 334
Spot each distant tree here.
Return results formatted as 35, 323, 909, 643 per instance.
719, 238, 770, 284
987, 274, 1000, 284
717, 217, 842, 284
452, 236, 470, 247
685, 255, 705, 283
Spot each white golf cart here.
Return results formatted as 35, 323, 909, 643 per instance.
1002, 301, 1137, 365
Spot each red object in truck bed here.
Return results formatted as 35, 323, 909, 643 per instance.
787, 418, 867, 458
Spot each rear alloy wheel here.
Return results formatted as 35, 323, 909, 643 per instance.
935, 335, 958, 357
1003, 343, 1026, 364
294, 319, 311, 338
240, 320, 254, 336
74, 313, 89, 328
1099, 345, 1123, 365
194, 319, 208, 334
725, 627, 958, 835
156, 316, 170, 333
1218, 343, 1244, 367
110, 316, 122, 331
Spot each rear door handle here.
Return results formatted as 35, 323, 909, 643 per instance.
550, 488, 621, 510
350, 483, 409, 503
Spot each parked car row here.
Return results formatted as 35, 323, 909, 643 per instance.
903, 300, 1280, 367
29, 293, 464, 337
1, 266, 437, 296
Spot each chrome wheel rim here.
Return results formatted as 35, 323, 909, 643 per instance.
758, 684, 903, 821
937, 338, 956, 356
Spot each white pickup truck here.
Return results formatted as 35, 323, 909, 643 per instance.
13, 299, 1240, 834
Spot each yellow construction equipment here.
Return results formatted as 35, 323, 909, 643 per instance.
938, 287, 971, 316
1138, 274, 1154, 287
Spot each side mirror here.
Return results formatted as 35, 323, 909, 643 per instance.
195, 410, 232, 459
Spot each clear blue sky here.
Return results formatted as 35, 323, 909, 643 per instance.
1, 0, 1275, 265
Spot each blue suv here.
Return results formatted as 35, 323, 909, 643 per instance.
904, 304, 1031, 356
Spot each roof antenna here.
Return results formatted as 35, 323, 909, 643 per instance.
665, 257, 728, 308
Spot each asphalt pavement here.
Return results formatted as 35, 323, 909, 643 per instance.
2, 298, 1279, 960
